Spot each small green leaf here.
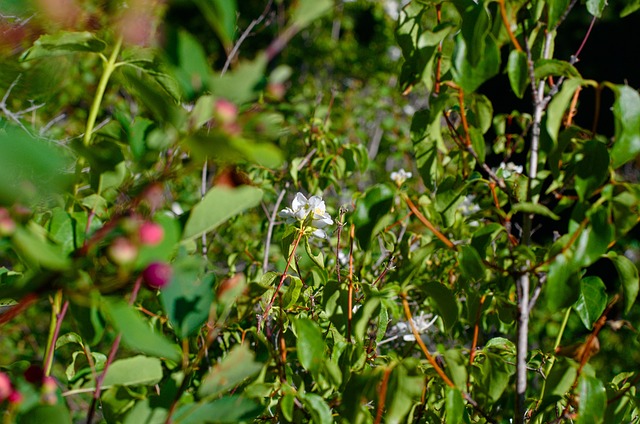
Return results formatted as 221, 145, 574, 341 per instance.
103, 298, 181, 362
100, 356, 163, 388
575, 140, 609, 202
621, 1, 640, 17
18, 405, 72, 424
511, 202, 560, 220
193, 0, 237, 48
573, 276, 607, 330
290, 0, 333, 29
459, 245, 485, 280
12, 226, 71, 270
534, 59, 581, 80
446, 387, 465, 424
610, 85, 640, 168
443, 349, 468, 391
183, 186, 263, 241
452, 34, 500, 93
577, 375, 606, 424
282, 276, 303, 309
547, 79, 582, 143
352, 184, 394, 250
607, 252, 639, 314
573, 208, 612, 268
587, 0, 606, 17
295, 318, 325, 373
469, 127, 486, 163
548, 0, 570, 29
300, 392, 332, 424
199, 344, 263, 398
174, 396, 263, 424
209, 55, 267, 104
508, 50, 529, 98
21, 31, 106, 61
423, 281, 458, 331
547, 253, 580, 311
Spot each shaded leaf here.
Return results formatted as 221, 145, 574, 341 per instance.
607, 252, 639, 314
610, 85, 640, 168
174, 396, 263, 424
534, 59, 581, 80
452, 34, 500, 92
21, 31, 106, 60
446, 387, 465, 424
18, 405, 72, 424
291, 0, 333, 29
300, 392, 332, 424
199, 344, 263, 398
573, 276, 607, 330
295, 318, 324, 373
12, 225, 71, 270
575, 140, 609, 202
423, 281, 458, 331
547, 79, 582, 143
459, 245, 485, 280
508, 50, 528, 98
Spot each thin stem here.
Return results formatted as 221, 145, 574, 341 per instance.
347, 224, 355, 343
43, 293, 69, 376
537, 308, 571, 406
402, 194, 456, 250
83, 36, 123, 146
263, 187, 287, 273
374, 368, 393, 424
498, 0, 522, 51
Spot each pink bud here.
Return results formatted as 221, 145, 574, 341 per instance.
0, 372, 12, 401
139, 221, 164, 246
143, 262, 172, 289
0, 208, 15, 236
266, 82, 286, 100
214, 99, 238, 125
7, 390, 22, 404
108, 237, 138, 266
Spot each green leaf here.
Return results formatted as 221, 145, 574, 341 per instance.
443, 349, 468, 391
12, 226, 71, 270
459, 245, 485, 280
98, 356, 163, 388
573, 276, 607, 330
446, 387, 465, 424
511, 202, 560, 220
610, 85, 640, 168
547, 79, 582, 143
295, 318, 325, 373
166, 29, 212, 98
548, 0, 570, 29
209, 55, 267, 104
122, 399, 168, 424
423, 281, 458, 331
587, 0, 606, 17
193, 0, 237, 48
575, 140, 609, 202
469, 127, 486, 163
282, 276, 303, 309
606, 252, 639, 314
183, 186, 263, 241
621, 1, 640, 17
508, 50, 529, 98
160, 257, 214, 338
21, 31, 106, 61
290, 0, 333, 29
452, 34, 500, 92
573, 208, 612, 268
547, 253, 580, 311
199, 344, 263, 398
300, 392, 332, 424
18, 405, 72, 424
577, 375, 606, 424
103, 298, 181, 362
385, 360, 425, 423
185, 131, 283, 168
534, 59, 581, 80
352, 184, 394, 250
0, 126, 73, 205
174, 396, 263, 424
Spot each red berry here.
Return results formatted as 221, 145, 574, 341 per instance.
108, 237, 138, 266
143, 262, 172, 289
24, 364, 44, 384
214, 99, 238, 125
139, 221, 164, 246
7, 390, 22, 404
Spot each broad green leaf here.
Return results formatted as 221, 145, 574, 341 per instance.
607, 252, 640, 314
160, 256, 214, 338
295, 318, 324, 373
291, 0, 333, 29
548, 0, 570, 29
423, 281, 458, 331
193, 0, 237, 48
0, 126, 73, 205
610, 85, 640, 168
98, 356, 163, 388
103, 298, 181, 362
352, 184, 394, 250
386, 360, 425, 424
573, 208, 612, 268
443, 349, 468, 391
577, 375, 606, 424
508, 50, 529, 98
477, 338, 516, 402
573, 276, 607, 330
621, 1, 640, 17
511, 202, 560, 220
575, 140, 609, 202
534, 59, 581, 80
12, 226, 71, 270
282, 276, 303, 309
123, 399, 167, 424
446, 387, 465, 424
587, 0, 606, 17
185, 131, 283, 168
209, 55, 267, 104
174, 396, 263, 424
459, 245, 485, 280
300, 392, 332, 424
547, 79, 582, 143
547, 253, 580, 311
542, 357, 577, 398
452, 34, 500, 93
166, 29, 212, 98
21, 31, 106, 60
353, 297, 381, 342
183, 186, 263, 241
18, 405, 72, 424
199, 344, 263, 398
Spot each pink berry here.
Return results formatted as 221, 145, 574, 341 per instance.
143, 262, 172, 289
108, 237, 138, 266
0, 372, 12, 401
7, 390, 22, 404
214, 99, 238, 125
139, 221, 164, 246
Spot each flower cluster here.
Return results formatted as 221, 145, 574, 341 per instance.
390, 168, 412, 186
279, 192, 333, 238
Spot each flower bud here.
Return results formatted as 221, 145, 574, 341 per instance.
0, 208, 16, 236
7, 390, 22, 405
108, 237, 138, 266
139, 221, 164, 246
143, 262, 172, 289
214, 99, 238, 125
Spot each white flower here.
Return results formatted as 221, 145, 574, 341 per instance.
390, 168, 412, 186
497, 162, 524, 178
459, 195, 480, 216
279, 192, 334, 238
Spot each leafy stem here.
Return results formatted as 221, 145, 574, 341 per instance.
83, 36, 123, 147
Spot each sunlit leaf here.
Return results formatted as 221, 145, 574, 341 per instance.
291, 0, 333, 29
21, 31, 106, 61
295, 318, 325, 373
610, 85, 640, 168
508, 50, 528, 98
174, 396, 263, 424
577, 375, 606, 424
573, 276, 607, 330
606, 252, 639, 314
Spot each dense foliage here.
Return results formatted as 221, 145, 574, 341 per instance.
1, 0, 640, 423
